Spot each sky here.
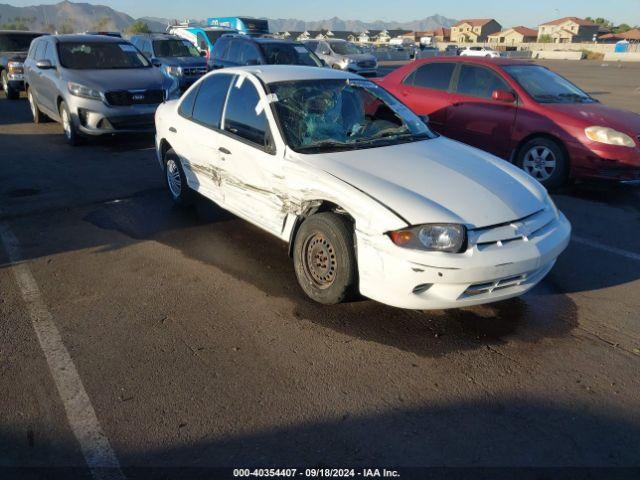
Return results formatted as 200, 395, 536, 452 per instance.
6, 0, 640, 26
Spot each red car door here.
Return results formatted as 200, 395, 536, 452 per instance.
391, 62, 457, 135
446, 63, 517, 159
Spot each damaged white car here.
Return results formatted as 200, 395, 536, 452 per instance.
155, 66, 571, 309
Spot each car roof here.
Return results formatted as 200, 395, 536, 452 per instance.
52, 34, 129, 44
414, 56, 533, 67
0, 30, 47, 35
215, 64, 361, 84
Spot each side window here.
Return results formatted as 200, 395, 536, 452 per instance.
412, 63, 455, 91
239, 42, 261, 64
318, 42, 331, 55
223, 78, 271, 149
196, 33, 208, 52
44, 41, 57, 64
28, 40, 39, 59
34, 41, 46, 61
306, 41, 319, 52
191, 74, 233, 128
178, 83, 200, 119
456, 65, 510, 99
226, 40, 243, 64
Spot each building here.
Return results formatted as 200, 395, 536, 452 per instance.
598, 28, 640, 43
488, 26, 538, 44
537, 17, 600, 43
357, 29, 412, 44
451, 19, 502, 43
415, 27, 451, 43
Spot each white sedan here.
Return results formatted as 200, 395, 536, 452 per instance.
460, 46, 501, 58
154, 66, 570, 309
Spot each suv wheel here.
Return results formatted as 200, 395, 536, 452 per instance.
2, 71, 19, 100
164, 148, 193, 206
27, 88, 46, 123
515, 137, 568, 190
59, 101, 81, 146
293, 212, 356, 305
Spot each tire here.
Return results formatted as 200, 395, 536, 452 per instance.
27, 87, 46, 124
293, 212, 356, 305
2, 72, 19, 100
164, 148, 193, 207
59, 101, 81, 146
515, 137, 568, 190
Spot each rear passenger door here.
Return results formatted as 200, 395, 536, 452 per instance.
37, 41, 59, 114
174, 73, 234, 203
396, 62, 456, 134
447, 63, 517, 158
215, 74, 286, 236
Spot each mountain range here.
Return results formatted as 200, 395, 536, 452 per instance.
0, 1, 456, 33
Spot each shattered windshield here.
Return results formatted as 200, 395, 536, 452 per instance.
504, 65, 595, 104
268, 79, 435, 153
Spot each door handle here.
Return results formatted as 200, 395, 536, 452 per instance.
169, 127, 177, 133
218, 147, 231, 155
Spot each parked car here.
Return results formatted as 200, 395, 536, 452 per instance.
1, 30, 47, 99
304, 39, 378, 76
376, 57, 640, 187
84, 31, 122, 38
211, 35, 322, 69
129, 33, 208, 93
444, 44, 462, 56
168, 25, 237, 67
460, 46, 500, 58
154, 65, 570, 308
24, 34, 165, 145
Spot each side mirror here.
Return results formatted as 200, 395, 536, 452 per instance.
151, 58, 162, 67
36, 60, 53, 70
492, 89, 516, 103
200, 50, 207, 57
419, 114, 430, 125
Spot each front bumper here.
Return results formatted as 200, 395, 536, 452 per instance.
357, 212, 571, 310
67, 96, 160, 135
6, 73, 25, 90
567, 140, 640, 183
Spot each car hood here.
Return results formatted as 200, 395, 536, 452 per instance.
64, 67, 165, 91
544, 102, 640, 135
156, 56, 207, 67
302, 137, 547, 228
339, 53, 376, 62
2, 51, 27, 62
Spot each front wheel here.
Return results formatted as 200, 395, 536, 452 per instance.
59, 101, 81, 146
293, 212, 356, 305
515, 137, 568, 190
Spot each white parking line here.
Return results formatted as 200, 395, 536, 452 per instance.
572, 235, 640, 262
0, 221, 125, 480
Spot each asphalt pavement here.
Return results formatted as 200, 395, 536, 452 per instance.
1, 63, 639, 479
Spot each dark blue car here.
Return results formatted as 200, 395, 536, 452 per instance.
129, 34, 207, 94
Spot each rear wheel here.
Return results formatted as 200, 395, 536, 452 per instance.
164, 148, 193, 207
2, 72, 19, 100
27, 88, 46, 123
293, 212, 356, 305
515, 137, 568, 190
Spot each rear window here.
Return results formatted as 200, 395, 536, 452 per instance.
153, 39, 200, 57
0, 33, 43, 52
259, 43, 322, 66
58, 42, 150, 69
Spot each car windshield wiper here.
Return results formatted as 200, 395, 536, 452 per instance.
354, 132, 430, 147
296, 140, 356, 153
557, 93, 593, 103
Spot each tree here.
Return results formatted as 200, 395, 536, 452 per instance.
126, 21, 151, 35
90, 17, 113, 32
538, 34, 553, 43
612, 23, 632, 34
58, 19, 75, 34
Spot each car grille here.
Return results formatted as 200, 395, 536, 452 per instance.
182, 66, 207, 76
357, 60, 376, 68
461, 263, 552, 299
104, 89, 164, 106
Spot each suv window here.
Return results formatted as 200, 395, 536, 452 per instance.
211, 37, 231, 61
224, 78, 270, 148
44, 41, 57, 64
196, 33, 208, 51
238, 41, 261, 64
305, 41, 319, 52
456, 64, 509, 99
35, 41, 47, 61
191, 74, 233, 128
28, 39, 40, 59
406, 63, 455, 91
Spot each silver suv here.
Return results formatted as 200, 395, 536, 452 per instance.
24, 34, 165, 145
303, 39, 377, 77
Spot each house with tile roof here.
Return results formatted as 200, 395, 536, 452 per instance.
451, 19, 502, 43
538, 17, 600, 43
488, 26, 538, 44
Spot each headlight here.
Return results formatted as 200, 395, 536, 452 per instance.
67, 82, 103, 101
7, 61, 24, 74
164, 66, 183, 77
585, 126, 635, 148
388, 224, 466, 253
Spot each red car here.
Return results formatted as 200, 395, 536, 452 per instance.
376, 57, 640, 189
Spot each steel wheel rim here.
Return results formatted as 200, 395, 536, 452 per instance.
302, 232, 337, 289
28, 92, 36, 118
166, 158, 182, 198
522, 146, 556, 181
62, 108, 71, 138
